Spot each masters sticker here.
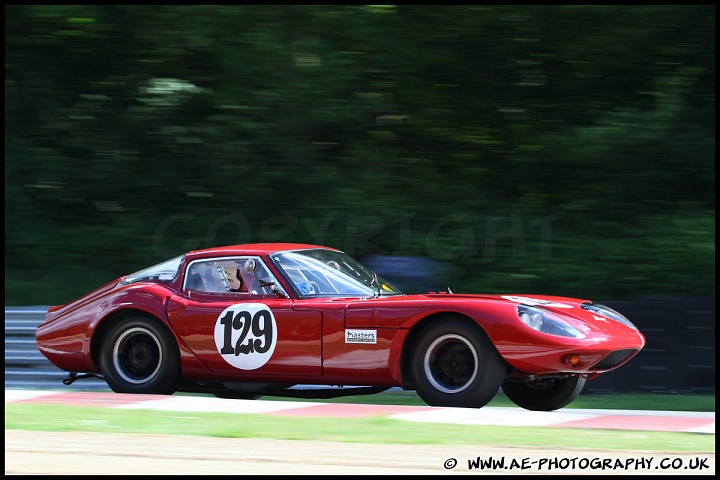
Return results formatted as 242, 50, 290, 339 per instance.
345, 329, 377, 344
214, 303, 277, 370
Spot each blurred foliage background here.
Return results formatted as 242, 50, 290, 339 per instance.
5, 5, 715, 305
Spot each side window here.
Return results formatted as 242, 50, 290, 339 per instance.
237, 258, 275, 295
185, 261, 226, 293
185, 257, 287, 296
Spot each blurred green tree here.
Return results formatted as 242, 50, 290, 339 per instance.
4, 5, 715, 304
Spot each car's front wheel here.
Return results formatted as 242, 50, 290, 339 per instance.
501, 376, 586, 411
98, 316, 180, 395
410, 318, 505, 408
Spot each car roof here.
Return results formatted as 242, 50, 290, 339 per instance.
185, 243, 338, 260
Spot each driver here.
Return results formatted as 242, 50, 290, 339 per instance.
222, 267, 246, 292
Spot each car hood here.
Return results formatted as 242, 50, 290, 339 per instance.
330, 292, 641, 340
417, 292, 590, 306
341, 292, 591, 310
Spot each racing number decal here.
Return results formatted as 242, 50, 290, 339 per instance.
214, 303, 278, 370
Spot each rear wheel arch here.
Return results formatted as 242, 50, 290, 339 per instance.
91, 310, 173, 372
97, 312, 181, 394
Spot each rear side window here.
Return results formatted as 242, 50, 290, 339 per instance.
122, 255, 184, 284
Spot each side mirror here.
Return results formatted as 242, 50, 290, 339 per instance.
258, 278, 290, 298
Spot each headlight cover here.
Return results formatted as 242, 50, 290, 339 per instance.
581, 302, 638, 330
516, 304, 586, 339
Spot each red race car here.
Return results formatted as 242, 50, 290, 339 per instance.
36, 243, 645, 411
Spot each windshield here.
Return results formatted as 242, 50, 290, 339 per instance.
270, 249, 404, 298
122, 255, 184, 284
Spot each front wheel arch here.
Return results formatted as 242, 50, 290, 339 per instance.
401, 313, 492, 389
409, 316, 505, 408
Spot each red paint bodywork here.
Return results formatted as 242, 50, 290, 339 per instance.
36, 243, 646, 389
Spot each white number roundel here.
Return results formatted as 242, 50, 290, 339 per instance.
214, 303, 277, 370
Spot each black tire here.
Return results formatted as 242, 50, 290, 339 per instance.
410, 318, 505, 408
502, 376, 586, 411
98, 316, 180, 395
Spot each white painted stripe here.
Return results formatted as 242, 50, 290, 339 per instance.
116, 396, 326, 414
561, 407, 716, 419
389, 406, 598, 427
4, 390, 62, 402
685, 423, 715, 434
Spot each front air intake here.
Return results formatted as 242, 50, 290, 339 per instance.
593, 349, 638, 370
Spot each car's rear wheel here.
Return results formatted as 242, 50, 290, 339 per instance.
410, 318, 505, 408
501, 376, 586, 411
99, 316, 180, 395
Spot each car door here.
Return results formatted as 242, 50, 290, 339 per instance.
167, 256, 322, 377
